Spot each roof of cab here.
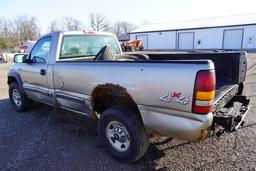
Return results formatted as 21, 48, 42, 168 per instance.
61, 31, 115, 36
41, 31, 115, 38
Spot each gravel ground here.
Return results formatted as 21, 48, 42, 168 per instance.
0, 54, 256, 171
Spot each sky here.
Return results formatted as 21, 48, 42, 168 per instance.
0, 0, 256, 34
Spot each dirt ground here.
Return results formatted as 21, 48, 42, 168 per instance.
0, 54, 256, 171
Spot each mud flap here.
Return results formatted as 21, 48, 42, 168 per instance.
212, 95, 250, 136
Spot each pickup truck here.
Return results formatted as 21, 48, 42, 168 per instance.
8, 31, 250, 162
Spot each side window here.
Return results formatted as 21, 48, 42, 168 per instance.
30, 36, 51, 63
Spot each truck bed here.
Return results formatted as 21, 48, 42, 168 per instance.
131, 52, 245, 106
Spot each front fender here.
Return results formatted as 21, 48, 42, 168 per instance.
8, 70, 23, 89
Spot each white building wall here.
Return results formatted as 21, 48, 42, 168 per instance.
129, 34, 136, 41
192, 25, 256, 49
147, 32, 176, 50
242, 25, 256, 49
130, 32, 176, 50
130, 24, 256, 50
188, 28, 224, 49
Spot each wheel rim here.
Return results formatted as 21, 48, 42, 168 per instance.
106, 121, 130, 152
12, 89, 22, 107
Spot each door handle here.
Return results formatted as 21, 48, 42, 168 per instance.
40, 69, 46, 76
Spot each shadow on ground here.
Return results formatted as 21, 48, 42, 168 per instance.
2, 97, 255, 170
0, 98, 177, 170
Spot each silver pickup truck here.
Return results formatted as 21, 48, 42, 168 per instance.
8, 31, 250, 162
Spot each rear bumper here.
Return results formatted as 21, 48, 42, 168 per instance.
212, 95, 250, 134
138, 105, 213, 141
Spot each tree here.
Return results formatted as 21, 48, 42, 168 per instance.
112, 21, 123, 37
59, 17, 83, 31
48, 20, 59, 33
89, 13, 109, 31
0, 17, 14, 50
0, 38, 10, 50
0, 15, 40, 51
0, 17, 10, 39
48, 17, 83, 32
120, 21, 136, 35
112, 21, 136, 37
14, 15, 40, 42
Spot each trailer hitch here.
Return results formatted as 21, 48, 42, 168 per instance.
212, 95, 250, 136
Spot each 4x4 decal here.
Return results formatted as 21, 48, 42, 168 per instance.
159, 91, 190, 105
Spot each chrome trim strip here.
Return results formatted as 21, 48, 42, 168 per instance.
214, 85, 238, 104
23, 83, 48, 94
56, 94, 85, 104
23, 84, 90, 105
235, 105, 250, 130
54, 89, 91, 105
60, 106, 89, 116
23, 83, 54, 97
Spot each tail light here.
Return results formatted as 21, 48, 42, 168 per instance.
192, 70, 216, 114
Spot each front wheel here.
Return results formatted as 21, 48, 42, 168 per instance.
98, 106, 149, 163
9, 82, 30, 112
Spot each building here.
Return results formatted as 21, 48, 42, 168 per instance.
129, 14, 256, 51
118, 34, 129, 43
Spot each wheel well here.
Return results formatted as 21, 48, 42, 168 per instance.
8, 76, 17, 85
91, 83, 141, 117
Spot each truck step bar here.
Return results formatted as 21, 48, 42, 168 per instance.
212, 95, 250, 135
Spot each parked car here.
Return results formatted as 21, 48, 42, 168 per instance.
8, 31, 250, 162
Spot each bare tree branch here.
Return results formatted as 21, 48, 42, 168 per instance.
62, 16, 83, 31
14, 15, 40, 42
48, 20, 59, 33
111, 21, 136, 37
89, 13, 109, 31
0, 15, 40, 51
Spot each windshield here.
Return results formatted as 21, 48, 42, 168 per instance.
60, 35, 121, 60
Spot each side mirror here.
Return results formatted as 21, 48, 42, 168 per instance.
13, 54, 28, 63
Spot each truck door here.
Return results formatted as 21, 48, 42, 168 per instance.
20, 36, 52, 104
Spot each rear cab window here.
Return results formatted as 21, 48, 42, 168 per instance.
59, 35, 121, 61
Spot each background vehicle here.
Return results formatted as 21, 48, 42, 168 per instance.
19, 41, 36, 53
121, 39, 143, 51
7, 31, 250, 162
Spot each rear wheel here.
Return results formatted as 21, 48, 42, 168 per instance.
9, 82, 30, 112
98, 106, 149, 163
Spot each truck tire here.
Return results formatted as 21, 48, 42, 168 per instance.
9, 82, 30, 112
98, 105, 149, 163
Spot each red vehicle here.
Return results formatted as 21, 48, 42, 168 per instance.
122, 40, 143, 51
